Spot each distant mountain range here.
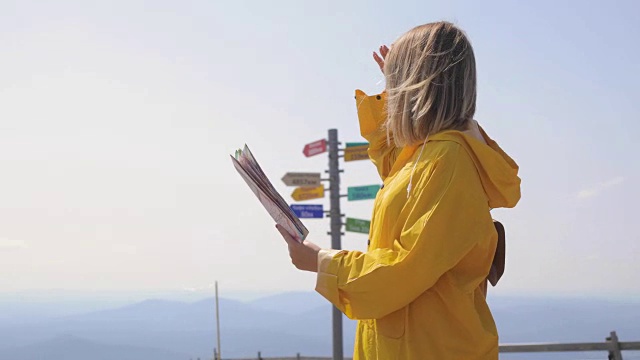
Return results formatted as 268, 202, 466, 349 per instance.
0, 335, 189, 360
0, 292, 639, 359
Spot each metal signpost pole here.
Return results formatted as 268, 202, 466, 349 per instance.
327, 128, 343, 360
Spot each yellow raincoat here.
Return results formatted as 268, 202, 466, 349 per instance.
316, 90, 521, 359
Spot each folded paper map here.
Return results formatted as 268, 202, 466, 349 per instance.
231, 145, 308, 242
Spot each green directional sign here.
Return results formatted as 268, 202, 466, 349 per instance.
346, 218, 371, 234
346, 142, 369, 148
348, 185, 381, 201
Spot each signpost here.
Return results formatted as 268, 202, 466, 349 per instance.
282, 172, 321, 187
303, 139, 327, 157
291, 185, 325, 201
347, 185, 381, 201
290, 204, 324, 219
326, 129, 343, 360
346, 218, 371, 234
343, 144, 369, 162
284, 131, 377, 360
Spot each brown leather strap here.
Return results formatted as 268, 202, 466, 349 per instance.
487, 220, 506, 287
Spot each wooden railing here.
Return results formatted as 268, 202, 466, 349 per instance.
221, 331, 640, 360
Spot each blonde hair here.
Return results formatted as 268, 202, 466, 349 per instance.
384, 21, 477, 147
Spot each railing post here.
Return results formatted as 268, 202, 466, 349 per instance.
297, 353, 301, 360
257, 351, 262, 360
607, 331, 623, 360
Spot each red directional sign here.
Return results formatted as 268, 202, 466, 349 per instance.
303, 139, 327, 157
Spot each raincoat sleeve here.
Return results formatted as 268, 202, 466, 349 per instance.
355, 89, 401, 181
315, 145, 491, 320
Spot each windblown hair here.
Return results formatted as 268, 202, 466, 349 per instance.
384, 21, 477, 147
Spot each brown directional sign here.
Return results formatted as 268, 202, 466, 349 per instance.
344, 145, 369, 162
282, 172, 321, 187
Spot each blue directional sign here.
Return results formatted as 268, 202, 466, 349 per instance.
290, 204, 324, 219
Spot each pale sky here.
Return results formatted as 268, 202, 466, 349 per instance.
0, 0, 638, 300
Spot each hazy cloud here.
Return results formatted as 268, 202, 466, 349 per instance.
0, 238, 28, 251
578, 176, 625, 199
112, 244, 138, 255
183, 283, 216, 292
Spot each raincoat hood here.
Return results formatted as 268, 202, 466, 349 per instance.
429, 129, 521, 209
354, 88, 520, 210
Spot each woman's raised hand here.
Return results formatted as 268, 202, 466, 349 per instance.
373, 45, 390, 74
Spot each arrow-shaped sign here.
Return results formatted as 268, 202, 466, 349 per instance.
290, 204, 324, 219
346, 218, 371, 234
282, 172, 321, 187
344, 144, 369, 162
347, 185, 381, 201
303, 139, 327, 157
291, 185, 325, 201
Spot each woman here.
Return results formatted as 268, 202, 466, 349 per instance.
277, 21, 521, 359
